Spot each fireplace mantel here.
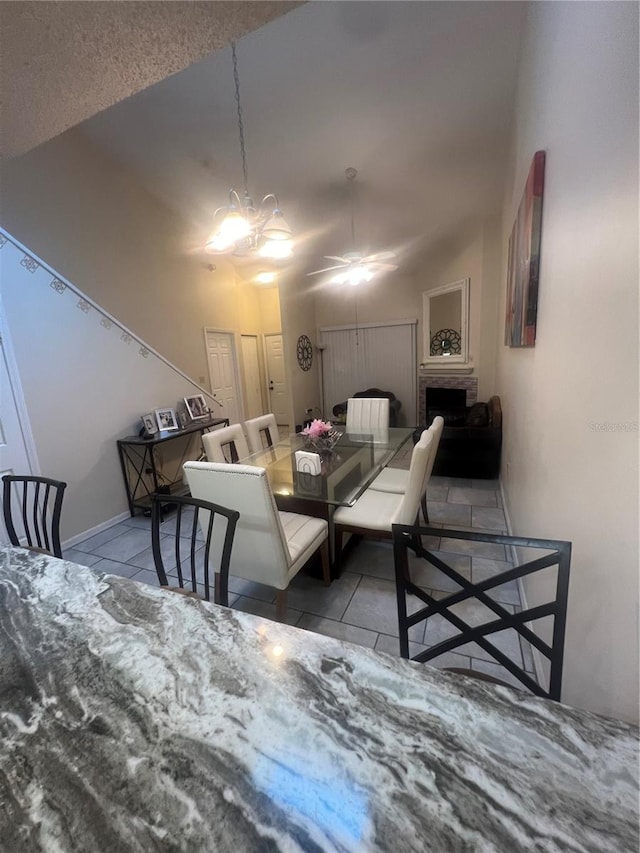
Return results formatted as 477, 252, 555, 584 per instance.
420, 366, 475, 375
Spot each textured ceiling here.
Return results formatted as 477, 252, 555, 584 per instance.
0, 1, 302, 159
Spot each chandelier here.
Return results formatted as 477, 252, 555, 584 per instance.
206, 43, 293, 258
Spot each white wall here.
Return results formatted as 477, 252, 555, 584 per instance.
278, 269, 321, 428
496, 2, 639, 723
1, 234, 219, 542
0, 129, 266, 388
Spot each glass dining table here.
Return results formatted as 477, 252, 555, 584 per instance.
240, 426, 416, 518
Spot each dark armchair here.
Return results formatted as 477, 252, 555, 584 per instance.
428, 395, 502, 479
332, 388, 402, 427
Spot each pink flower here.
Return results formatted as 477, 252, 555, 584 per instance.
301, 418, 332, 437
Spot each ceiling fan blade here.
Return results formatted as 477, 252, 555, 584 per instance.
306, 264, 348, 276
363, 251, 397, 263
368, 262, 399, 272
324, 255, 350, 263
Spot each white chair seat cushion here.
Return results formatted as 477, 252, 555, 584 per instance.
279, 511, 328, 576
333, 488, 403, 532
369, 467, 408, 494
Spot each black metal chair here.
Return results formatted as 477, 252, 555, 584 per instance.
2, 475, 67, 558
392, 524, 571, 701
151, 493, 239, 606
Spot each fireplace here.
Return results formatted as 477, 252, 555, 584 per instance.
418, 373, 478, 426
425, 387, 468, 426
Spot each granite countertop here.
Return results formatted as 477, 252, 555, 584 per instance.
0, 547, 638, 852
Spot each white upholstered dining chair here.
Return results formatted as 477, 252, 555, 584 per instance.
346, 397, 390, 432
244, 414, 280, 454
184, 461, 330, 620
333, 429, 434, 560
368, 416, 444, 522
201, 423, 250, 464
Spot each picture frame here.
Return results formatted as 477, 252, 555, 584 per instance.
155, 407, 178, 432
177, 410, 188, 430
184, 394, 208, 420
505, 150, 546, 347
141, 412, 158, 437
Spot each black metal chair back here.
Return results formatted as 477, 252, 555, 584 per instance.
2, 475, 67, 558
392, 524, 571, 701
151, 493, 239, 606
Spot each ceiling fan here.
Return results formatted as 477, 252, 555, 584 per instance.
307, 168, 398, 286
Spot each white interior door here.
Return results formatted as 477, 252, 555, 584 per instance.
0, 306, 39, 544
264, 334, 289, 426
204, 329, 241, 425
241, 335, 264, 419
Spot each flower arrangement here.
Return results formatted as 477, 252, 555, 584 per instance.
301, 419, 340, 453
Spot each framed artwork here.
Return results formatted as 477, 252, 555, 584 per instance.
155, 407, 178, 432
184, 394, 208, 420
141, 413, 158, 437
177, 410, 188, 429
505, 150, 546, 347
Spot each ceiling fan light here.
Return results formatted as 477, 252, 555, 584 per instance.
342, 264, 373, 286
255, 271, 276, 284
307, 168, 396, 284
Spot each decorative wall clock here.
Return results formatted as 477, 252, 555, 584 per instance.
430, 328, 462, 357
296, 334, 313, 371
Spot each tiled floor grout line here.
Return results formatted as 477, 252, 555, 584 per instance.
337, 570, 364, 622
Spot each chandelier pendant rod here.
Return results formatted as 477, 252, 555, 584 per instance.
205, 41, 292, 257
231, 42, 249, 198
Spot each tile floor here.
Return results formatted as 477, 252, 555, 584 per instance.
66, 465, 537, 690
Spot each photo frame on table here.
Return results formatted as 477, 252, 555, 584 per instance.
184, 394, 208, 420
141, 413, 159, 438
155, 407, 178, 432
177, 410, 188, 430
505, 150, 546, 347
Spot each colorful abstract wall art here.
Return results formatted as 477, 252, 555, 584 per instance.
505, 150, 546, 347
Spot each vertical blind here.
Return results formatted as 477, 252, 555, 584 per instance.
319, 320, 417, 426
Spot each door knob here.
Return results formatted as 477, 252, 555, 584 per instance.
268, 381, 274, 390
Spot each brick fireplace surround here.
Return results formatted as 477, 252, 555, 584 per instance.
418, 372, 478, 425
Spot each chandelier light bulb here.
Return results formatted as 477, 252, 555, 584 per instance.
218, 210, 251, 241
260, 239, 293, 259
262, 209, 293, 241
206, 233, 234, 253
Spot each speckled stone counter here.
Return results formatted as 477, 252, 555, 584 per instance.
0, 548, 638, 852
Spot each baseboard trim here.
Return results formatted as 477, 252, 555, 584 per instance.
62, 510, 131, 549
499, 477, 545, 689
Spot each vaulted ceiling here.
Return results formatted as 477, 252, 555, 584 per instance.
6, 2, 528, 281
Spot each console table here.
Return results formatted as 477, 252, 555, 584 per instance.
117, 416, 228, 516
